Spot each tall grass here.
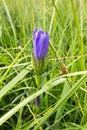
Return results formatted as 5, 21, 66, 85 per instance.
0, 0, 87, 129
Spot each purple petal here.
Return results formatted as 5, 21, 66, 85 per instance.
34, 31, 42, 59
39, 32, 49, 59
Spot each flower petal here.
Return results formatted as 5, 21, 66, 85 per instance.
39, 32, 49, 59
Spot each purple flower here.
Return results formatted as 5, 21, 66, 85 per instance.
33, 29, 49, 60
35, 96, 40, 106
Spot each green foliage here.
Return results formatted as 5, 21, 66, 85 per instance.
0, 0, 87, 129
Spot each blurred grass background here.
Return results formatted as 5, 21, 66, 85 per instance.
0, 0, 87, 129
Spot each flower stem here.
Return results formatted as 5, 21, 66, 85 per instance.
35, 75, 41, 107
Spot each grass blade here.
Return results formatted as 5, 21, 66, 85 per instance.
2, 0, 17, 42
0, 65, 32, 99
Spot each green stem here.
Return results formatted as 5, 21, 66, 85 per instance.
35, 75, 41, 90
35, 75, 41, 107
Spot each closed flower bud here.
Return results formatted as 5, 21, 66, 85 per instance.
33, 29, 49, 60
35, 96, 40, 107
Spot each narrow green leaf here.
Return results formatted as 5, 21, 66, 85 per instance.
2, 0, 17, 42
0, 65, 32, 99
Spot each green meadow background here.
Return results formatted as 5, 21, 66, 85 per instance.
0, 0, 87, 129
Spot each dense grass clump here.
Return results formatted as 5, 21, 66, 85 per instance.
0, 0, 87, 129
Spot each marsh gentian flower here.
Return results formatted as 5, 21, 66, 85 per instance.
32, 29, 49, 107
35, 96, 40, 106
33, 29, 49, 60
